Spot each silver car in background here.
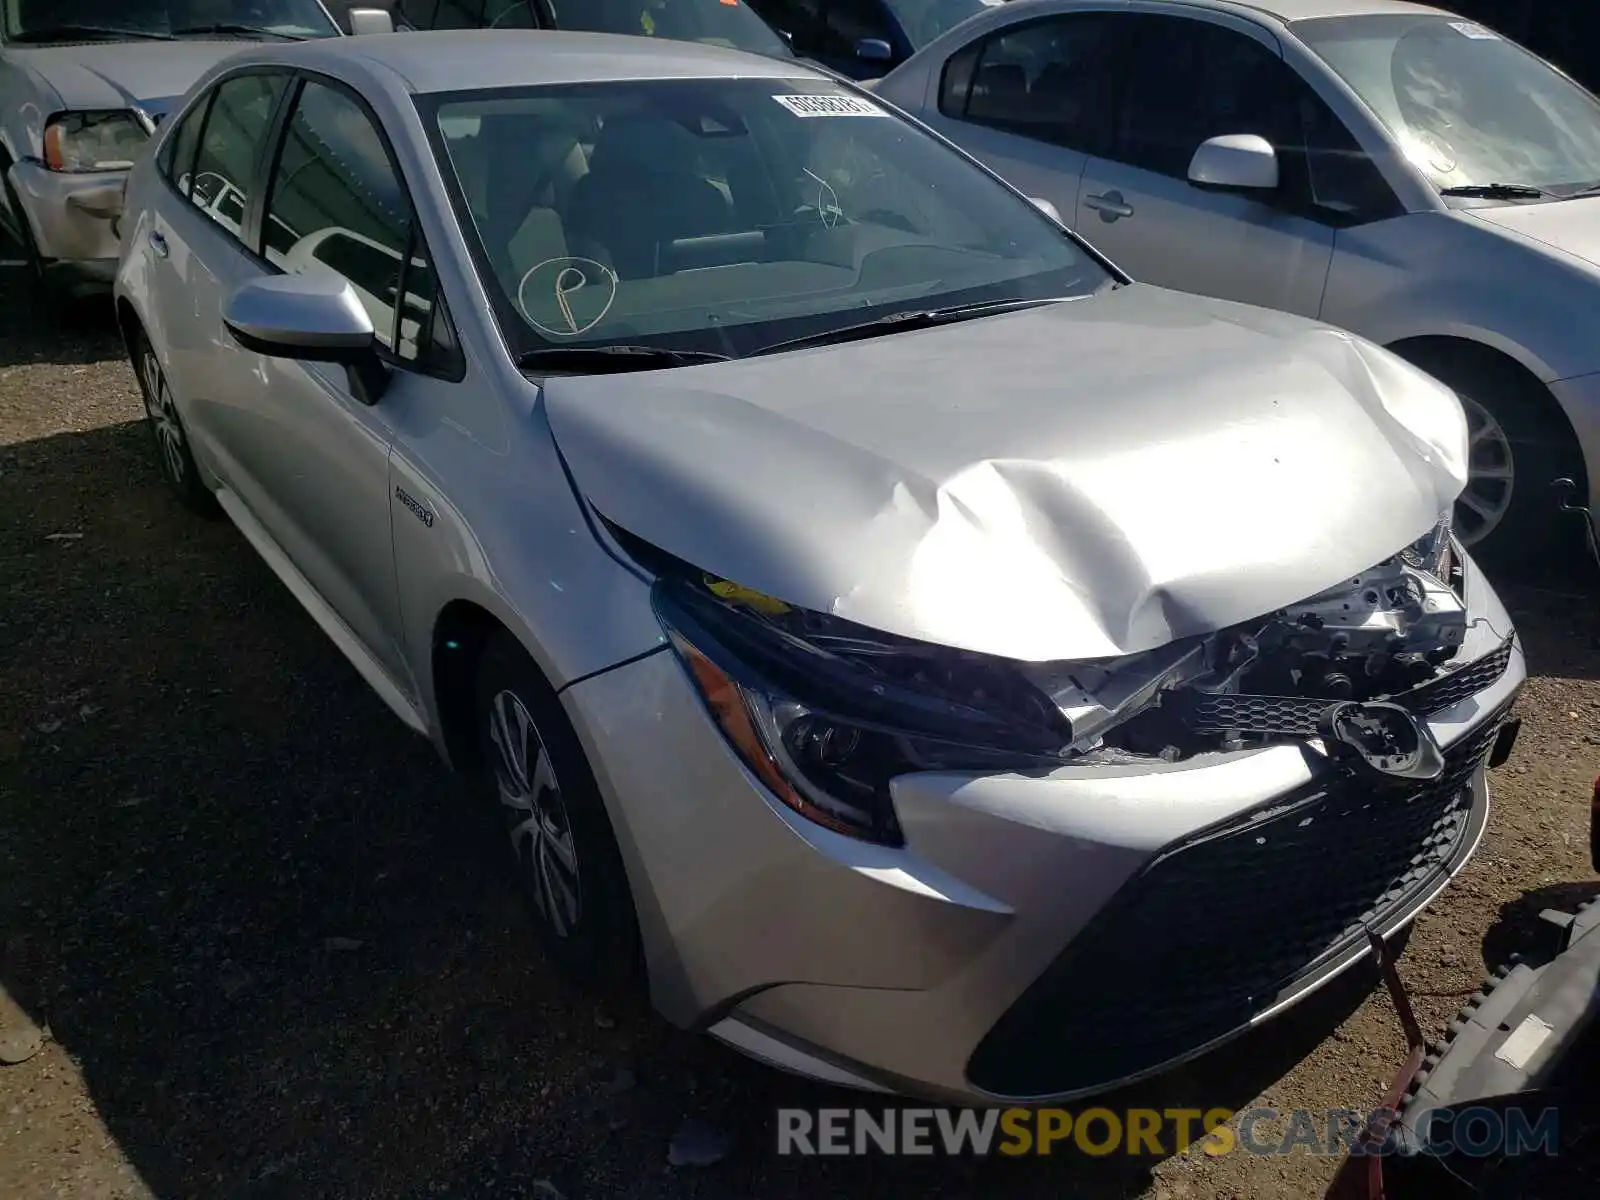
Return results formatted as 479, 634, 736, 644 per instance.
875, 0, 1600, 564
0, 0, 376, 304
114, 30, 1523, 1104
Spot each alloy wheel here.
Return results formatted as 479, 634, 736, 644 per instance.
487, 688, 583, 938
1453, 392, 1515, 548
139, 347, 189, 487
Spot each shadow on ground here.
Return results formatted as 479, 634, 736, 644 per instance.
0, 420, 1402, 1199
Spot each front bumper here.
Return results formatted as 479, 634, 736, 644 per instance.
5, 159, 126, 289
562, 561, 1525, 1104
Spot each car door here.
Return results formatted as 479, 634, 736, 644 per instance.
1074, 12, 1335, 317
141, 70, 293, 496
229, 74, 450, 696
914, 12, 1121, 228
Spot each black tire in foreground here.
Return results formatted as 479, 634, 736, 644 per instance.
473, 630, 641, 987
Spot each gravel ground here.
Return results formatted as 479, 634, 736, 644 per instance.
2, 270, 1599, 1200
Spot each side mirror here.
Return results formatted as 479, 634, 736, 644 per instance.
326, 0, 397, 35
1187, 133, 1279, 192
1029, 196, 1063, 224
223, 274, 390, 405
855, 38, 894, 63
347, 7, 397, 34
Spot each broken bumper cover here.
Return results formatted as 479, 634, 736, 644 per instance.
562, 563, 1524, 1104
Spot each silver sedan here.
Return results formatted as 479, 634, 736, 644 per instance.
114, 29, 1524, 1104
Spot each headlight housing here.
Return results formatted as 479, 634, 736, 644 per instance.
43, 111, 150, 173
654, 574, 1072, 846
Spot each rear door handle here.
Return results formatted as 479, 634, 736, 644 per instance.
149, 230, 169, 258
1083, 190, 1134, 222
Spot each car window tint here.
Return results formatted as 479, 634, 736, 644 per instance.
397, 0, 440, 25
261, 80, 444, 365
748, 0, 821, 46
160, 94, 212, 198
485, 0, 538, 25
815, 0, 893, 59
1116, 17, 1296, 179
187, 73, 289, 239
1296, 83, 1401, 220
945, 15, 1118, 155
433, 0, 488, 27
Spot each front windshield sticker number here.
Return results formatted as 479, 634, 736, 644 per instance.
772, 95, 889, 119
803, 169, 844, 228
1447, 21, 1499, 40
518, 257, 619, 338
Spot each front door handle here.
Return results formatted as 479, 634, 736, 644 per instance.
149, 230, 169, 258
1083, 190, 1135, 222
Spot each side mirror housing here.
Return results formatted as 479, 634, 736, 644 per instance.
855, 38, 894, 63
1187, 133, 1279, 192
223, 274, 390, 405
326, 0, 398, 35
1029, 196, 1063, 224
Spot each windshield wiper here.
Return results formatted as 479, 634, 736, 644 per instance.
751, 297, 1066, 357
171, 23, 304, 40
1438, 182, 1552, 200
516, 345, 730, 374
7, 24, 175, 42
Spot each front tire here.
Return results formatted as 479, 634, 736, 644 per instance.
473, 631, 640, 987
130, 328, 215, 514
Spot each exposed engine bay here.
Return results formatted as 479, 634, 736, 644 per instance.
659, 516, 1490, 784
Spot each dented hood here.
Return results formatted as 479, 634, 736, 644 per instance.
543, 285, 1469, 662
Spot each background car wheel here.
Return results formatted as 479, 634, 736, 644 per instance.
473, 631, 640, 987
129, 329, 216, 514
1, 166, 72, 319
1400, 344, 1585, 570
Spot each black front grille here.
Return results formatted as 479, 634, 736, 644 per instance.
966, 715, 1505, 1100
1186, 637, 1514, 736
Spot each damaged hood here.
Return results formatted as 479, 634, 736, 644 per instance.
543, 285, 1469, 662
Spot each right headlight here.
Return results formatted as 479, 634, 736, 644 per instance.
654, 574, 1073, 846
43, 110, 150, 173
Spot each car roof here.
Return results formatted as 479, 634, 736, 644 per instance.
238, 29, 822, 94
993, 0, 1449, 24
1146, 0, 1448, 22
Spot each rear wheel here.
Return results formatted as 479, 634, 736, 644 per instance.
129, 327, 215, 513
1401, 345, 1584, 569
473, 631, 640, 987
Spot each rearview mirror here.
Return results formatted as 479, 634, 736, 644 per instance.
855, 38, 893, 63
223, 275, 390, 405
1187, 134, 1279, 192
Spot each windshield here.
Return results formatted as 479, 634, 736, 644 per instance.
425, 78, 1107, 359
1295, 13, 1600, 195
542, 0, 790, 56
1, 0, 340, 40
887, 0, 993, 48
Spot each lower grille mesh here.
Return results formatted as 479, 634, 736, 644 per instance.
966, 716, 1504, 1099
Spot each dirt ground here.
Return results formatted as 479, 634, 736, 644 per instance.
2, 271, 1598, 1200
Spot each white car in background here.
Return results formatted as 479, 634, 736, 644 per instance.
876, 0, 1600, 563
0, 0, 391, 306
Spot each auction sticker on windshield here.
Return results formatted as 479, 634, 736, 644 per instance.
773, 95, 887, 118
1447, 20, 1498, 39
